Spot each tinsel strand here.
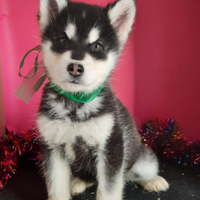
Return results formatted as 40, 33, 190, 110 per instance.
0, 129, 41, 192
139, 118, 200, 167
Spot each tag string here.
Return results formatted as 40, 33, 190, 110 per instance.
19, 45, 41, 79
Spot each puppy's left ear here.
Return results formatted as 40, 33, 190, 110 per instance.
106, 0, 136, 49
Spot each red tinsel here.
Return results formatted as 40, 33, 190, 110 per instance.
0, 129, 41, 192
139, 118, 200, 166
0, 118, 199, 193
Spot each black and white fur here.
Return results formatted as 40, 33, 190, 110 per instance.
37, 0, 169, 199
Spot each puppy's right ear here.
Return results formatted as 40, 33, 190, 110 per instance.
39, 0, 68, 32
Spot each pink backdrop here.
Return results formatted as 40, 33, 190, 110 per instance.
0, 57, 5, 136
0, 0, 199, 140
134, 0, 200, 140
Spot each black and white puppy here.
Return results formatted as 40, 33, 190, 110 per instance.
37, 0, 169, 199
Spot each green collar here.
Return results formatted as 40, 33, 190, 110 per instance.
50, 82, 104, 103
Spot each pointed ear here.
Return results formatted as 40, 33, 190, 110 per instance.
107, 0, 136, 49
39, 0, 68, 32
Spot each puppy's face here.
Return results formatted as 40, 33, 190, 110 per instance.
39, 0, 136, 92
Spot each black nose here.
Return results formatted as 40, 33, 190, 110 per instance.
67, 63, 84, 77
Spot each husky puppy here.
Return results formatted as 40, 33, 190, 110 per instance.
37, 0, 169, 199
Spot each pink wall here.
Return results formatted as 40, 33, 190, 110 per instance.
1, 0, 199, 140
0, 57, 5, 136
0, 0, 135, 131
0, 0, 42, 131
134, 0, 200, 140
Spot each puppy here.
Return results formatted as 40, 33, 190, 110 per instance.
37, 0, 169, 199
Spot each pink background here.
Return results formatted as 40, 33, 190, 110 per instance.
0, 0, 199, 140
134, 0, 200, 140
0, 57, 5, 136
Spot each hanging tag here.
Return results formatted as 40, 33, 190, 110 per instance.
14, 63, 47, 103
33, 74, 47, 92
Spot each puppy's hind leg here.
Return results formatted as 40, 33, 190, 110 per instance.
126, 145, 169, 192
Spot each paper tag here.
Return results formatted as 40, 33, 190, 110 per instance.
14, 63, 47, 103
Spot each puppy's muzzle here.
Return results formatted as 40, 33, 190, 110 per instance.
67, 63, 84, 77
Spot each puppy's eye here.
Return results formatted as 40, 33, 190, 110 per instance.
58, 36, 68, 45
90, 42, 104, 52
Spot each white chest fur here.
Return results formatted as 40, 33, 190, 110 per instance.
37, 113, 115, 148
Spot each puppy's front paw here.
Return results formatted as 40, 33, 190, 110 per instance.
71, 181, 86, 196
70, 177, 93, 196
138, 175, 169, 192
